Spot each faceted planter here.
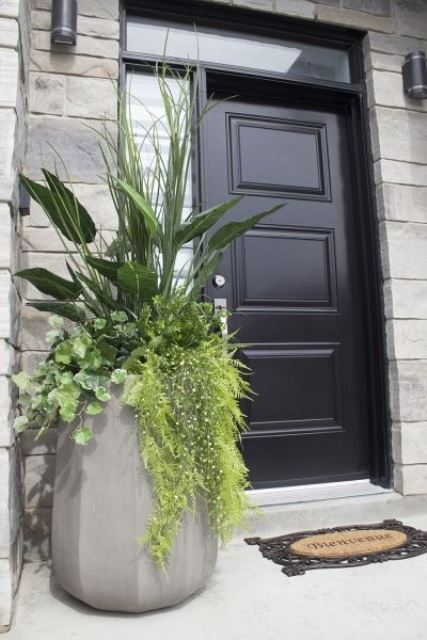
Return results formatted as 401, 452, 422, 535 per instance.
52, 387, 218, 613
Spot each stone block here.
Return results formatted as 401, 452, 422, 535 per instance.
376, 183, 427, 224
19, 350, 47, 374
20, 429, 57, 456
0, 449, 10, 557
393, 422, 427, 465
32, 29, 120, 60
274, 0, 315, 18
30, 72, 65, 116
77, 15, 120, 39
0, 340, 14, 375
77, 0, 119, 19
384, 279, 427, 320
34, 0, 119, 18
23, 507, 51, 562
395, 0, 427, 39
23, 454, 55, 508
25, 116, 116, 183
0, 271, 12, 339
66, 76, 117, 119
394, 463, 427, 495
32, 10, 120, 39
315, 5, 395, 32
371, 107, 427, 165
30, 50, 118, 80
233, 0, 274, 9
367, 31, 427, 57
386, 319, 427, 360
373, 159, 427, 187
0, 109, 16, 182
342, 0, 390, 15
0, 0, 19, 18
379, 221, 427, 280
0, 558, 12, 629
0, 203, 13, 269
21, 225, 76, 252
19, 305, 50, 351
389, 359, 427, 422
0, 376, 14, 447
366, 69, 427, 113
0, 49, 18, 108
364, 49, 404, 74
0, 16, 18, 47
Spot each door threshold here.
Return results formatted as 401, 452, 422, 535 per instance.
247, 479, 392, 507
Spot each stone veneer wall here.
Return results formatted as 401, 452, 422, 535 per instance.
0, 0, 30, 630
18, 0, 427, 564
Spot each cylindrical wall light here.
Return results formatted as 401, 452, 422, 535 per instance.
402, 51, 427, 99
51, 0, 77, 46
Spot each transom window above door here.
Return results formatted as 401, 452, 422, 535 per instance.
126, 17, 352, 84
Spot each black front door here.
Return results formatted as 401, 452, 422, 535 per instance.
202, 75, 371, 489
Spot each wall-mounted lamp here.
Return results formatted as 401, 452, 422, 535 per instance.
51, 0, 77, 46
402, 51, 427, 99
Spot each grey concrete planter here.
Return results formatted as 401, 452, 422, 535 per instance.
52, 387, 218, 612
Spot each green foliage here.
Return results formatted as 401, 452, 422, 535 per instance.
122, 296, 252, 565
12, 313, 138, 442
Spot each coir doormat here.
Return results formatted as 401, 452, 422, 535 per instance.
245, 519, 427, 576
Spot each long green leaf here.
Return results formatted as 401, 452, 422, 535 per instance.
175, 196, 244, 247
20, 173, 96, 244
117, 262, 158, 301
85, 256, 123, 284
27, 301, 86, 323
15, 268, 82, 300
209, 205, 283, 252
113, 178, 159, 237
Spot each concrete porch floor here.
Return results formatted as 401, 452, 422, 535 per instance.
7, 494, 427, 640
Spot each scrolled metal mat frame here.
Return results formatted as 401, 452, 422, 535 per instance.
245, 519, 427, 577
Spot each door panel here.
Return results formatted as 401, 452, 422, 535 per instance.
202, 78, 370, 488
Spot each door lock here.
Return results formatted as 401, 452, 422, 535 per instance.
213, 274, 226, 288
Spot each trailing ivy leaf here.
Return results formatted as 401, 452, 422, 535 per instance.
111, 368, 127, 384
14, 415, 29, 433
20, 173, 96, 244
86, 401, 103, 416
72, 426, 93, 446
85, 256, 123, 284
12, 372, 32, 391
111, 310, 127, 323
48, 315, 64, 329
27, 302, 86, 323
113, 179, 158, 237
15, 268, 82, 301
175, 196, 243, 246
117, 262, 158, 301
71, 333, 92, 359
93, 318, 107, 331
209, 204, 283, 252
54, 341, 73, 365
95, 386, 111, 402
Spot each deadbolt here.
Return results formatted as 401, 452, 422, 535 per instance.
213, 274, 226, 288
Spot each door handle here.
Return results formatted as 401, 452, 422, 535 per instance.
213, 298, 228, 337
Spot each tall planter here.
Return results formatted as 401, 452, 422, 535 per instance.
52, 387, 218, 613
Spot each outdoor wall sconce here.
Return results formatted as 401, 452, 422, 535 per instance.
402, 51, 427, 99
51, 0, 77, 46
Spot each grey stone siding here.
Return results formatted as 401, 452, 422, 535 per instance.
0, 0, 29, 631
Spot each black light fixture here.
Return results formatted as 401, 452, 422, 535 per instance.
51, 0, 77, 46
402, 51, 427, 99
